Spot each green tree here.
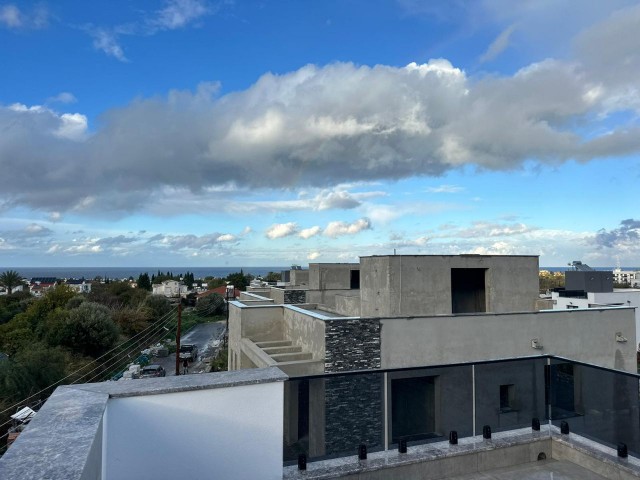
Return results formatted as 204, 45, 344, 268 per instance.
112, 307, 152, 335
142, 295, 172, 321
264, 271, 281, 283
196, 293, 225, 317
0, 270, 23, 295
206, 277, 226, 289
226, 270, 249, 291
137, 273, 152, 291
62, 302, 119, 357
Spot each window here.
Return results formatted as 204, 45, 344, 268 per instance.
350, 270, 360, 289
566, 305, 578, 309
500, 384, 515, 412
391, 376, 437, 443
451, 268, 487, 313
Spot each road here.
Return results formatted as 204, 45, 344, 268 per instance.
153, 321, 225, 376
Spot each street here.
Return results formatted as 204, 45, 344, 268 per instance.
153, 321, 225, 376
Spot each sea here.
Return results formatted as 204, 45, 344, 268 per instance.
4, 266, 639, 280
6, 267, 288, 280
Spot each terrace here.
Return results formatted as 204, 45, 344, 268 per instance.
1, 356, 640, 479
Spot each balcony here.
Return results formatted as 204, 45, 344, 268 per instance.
1, 357, 640, 479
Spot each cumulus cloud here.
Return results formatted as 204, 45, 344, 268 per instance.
307, 251, 321, 260
265, 222, 298, 239
3, 7, 640, 214
594, 219, 640, 248
299, 226, 321, 239
324, 218, 371, 238
455, 221, 535, 238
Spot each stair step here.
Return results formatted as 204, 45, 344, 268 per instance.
262, 346, 302, 354
255, 340, 292, 348
271, 352, 312, 362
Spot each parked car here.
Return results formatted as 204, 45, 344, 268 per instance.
179, 344, 198, 362
139, 365, 166, 378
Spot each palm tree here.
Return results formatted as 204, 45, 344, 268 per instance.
0, 270, 22, 295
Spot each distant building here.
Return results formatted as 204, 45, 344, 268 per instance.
613, 267, 640, 287
152, 280, 188, 298
65, 279, 92, 294
29, 277, 58, 297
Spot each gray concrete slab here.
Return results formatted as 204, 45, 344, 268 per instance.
447, 459, 609, 479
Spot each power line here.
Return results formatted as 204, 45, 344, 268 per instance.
0, 306, 178, 418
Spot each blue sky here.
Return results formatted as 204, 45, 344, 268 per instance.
1, 0, 640, 268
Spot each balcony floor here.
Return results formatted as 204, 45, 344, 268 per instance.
449, 459, 607, 480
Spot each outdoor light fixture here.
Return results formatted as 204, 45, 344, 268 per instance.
560, 421, 570, 435
531, 339, 543, 349
449, 431, 458, 445
297, 454, 307, 470
616, 332, 628, 343
482, 425, 491, 439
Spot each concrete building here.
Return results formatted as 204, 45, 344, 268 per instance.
3, 255, 640, 479
65, 279, 92, 294
613, 267, 640, 287
552, 268, 640, 348
152, 279, 188, 298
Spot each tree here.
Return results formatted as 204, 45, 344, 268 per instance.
0, 270, 23, 295
112, 307, 152, 335
196, 293, 225, 317
226, 270, 249, 291
62, 302, 119, 357
264, 271, 281, 283
137, 273, 152, 291
142, 295, 172, 321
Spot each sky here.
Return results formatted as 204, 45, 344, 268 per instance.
1, 0, 640, 268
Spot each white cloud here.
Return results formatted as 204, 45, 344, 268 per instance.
299, 226, 321, 239
216, 233, 236, 242
90, 29, 128, 62
480, 24, 517, 63
307, 251, 321, 260
3, 7, 640, 214
0, 4, 47, 29
241, 226, 252, 235
0, 4, 21, 28
324, 218, 371, 238
47, 92, 77, 105
426, 184, 464, 194
151, 0, 211, 30
265, 222, 298, 239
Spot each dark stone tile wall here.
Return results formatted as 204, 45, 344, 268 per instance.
325, 318, 380, 372
284, 289, 306, 304
324, 374, 384, 455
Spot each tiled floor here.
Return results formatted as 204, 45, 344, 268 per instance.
448, 459, 608, 479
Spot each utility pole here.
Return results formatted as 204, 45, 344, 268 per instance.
175, 302, 182, 376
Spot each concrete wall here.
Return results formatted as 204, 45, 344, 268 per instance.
552, 290, 640, 348
103, 382, 284, 480
335, 293, 361, 317
360, 255, 539, 318
309, 263, 359, 290
283, 306, 326, 362
290, 269, 309, 286
229, 303, 284, 369
380, 307, 636, 372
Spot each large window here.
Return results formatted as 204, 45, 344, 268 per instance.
391, 376, 437, 443
451, 268, 487, 313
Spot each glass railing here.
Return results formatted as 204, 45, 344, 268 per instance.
283, 356, 640, 464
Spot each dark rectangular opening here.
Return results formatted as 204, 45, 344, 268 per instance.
500, 384, 515, 412
391, 376, 436, 443
297, 379, 309, 440
451, 268, 487, 313
350, 270, 360, 289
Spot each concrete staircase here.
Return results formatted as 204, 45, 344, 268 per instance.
254, 340, 312, 362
